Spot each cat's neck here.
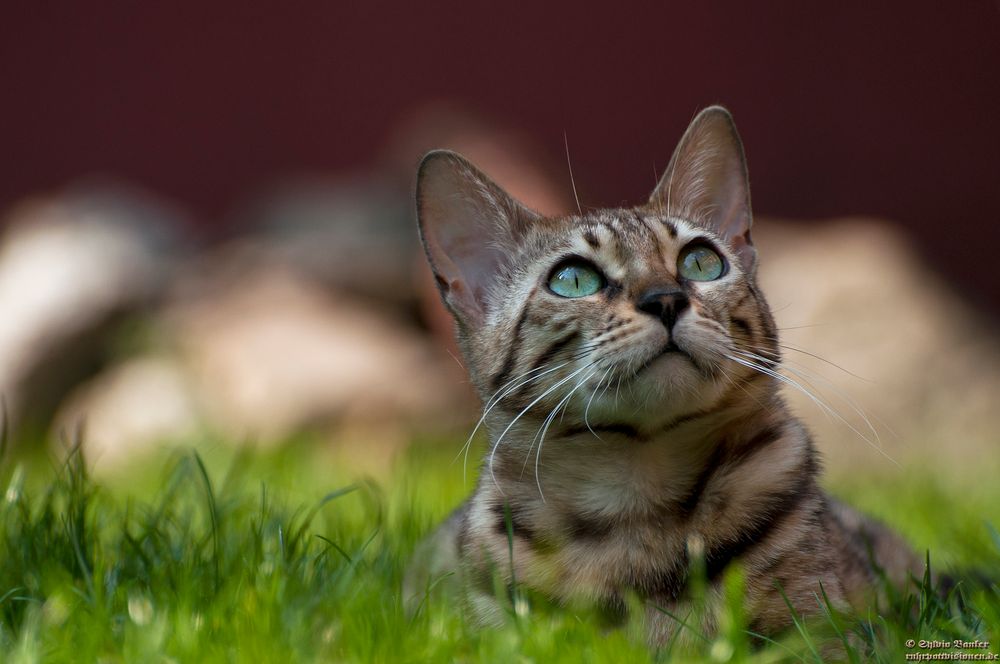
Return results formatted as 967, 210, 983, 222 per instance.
482, 375, 808, 521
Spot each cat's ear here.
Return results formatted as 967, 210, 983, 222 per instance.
649, 106, 756, 273
417, 150, 539, 327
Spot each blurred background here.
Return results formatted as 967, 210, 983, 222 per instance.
0, 1, 998, 477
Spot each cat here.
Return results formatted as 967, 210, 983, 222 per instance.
408, 106, 922, 643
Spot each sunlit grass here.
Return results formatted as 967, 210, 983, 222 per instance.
0, 433, 997, 663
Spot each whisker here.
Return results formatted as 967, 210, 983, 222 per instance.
724, 353, 899, 467
454, 362, 569, 484
488, 362, 599, 493
529, 366, 600, 501
567, 324, 646, 362
564, 131, 583, 215
584, 366, 615, 441
729, 333, 871, 382
730, 345, 890, 443
729, 351, 839, 425
566, 343, 603, 363
775, 323, 827, 332
775, 343, 873, 383
779, 362, 893, 442
715, 362, 776, 417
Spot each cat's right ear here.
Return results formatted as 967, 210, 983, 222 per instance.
416, 150, 539, 327
649, 106, 756, 274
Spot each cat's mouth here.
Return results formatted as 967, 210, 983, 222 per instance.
662, 340, 685, 355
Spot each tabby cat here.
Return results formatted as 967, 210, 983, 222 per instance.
410, 106, 921, 642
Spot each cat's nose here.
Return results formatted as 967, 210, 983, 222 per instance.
636, 289, 690, 330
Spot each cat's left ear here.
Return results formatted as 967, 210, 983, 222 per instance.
416, 150, 540, 328
649, 106, 756, 273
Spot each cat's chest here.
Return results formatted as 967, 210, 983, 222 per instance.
460, 426, 772, 602
464, 488, 693, 603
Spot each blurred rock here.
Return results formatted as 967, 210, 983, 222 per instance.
0, 186, 183, 430
55, 356, 200, 467
754, 217, 1000, 475
162, 258, 471, 442
53, 248, 475, 468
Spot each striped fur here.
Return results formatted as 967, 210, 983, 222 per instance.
408, 107, 922, 642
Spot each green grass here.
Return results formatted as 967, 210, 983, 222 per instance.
0, 432, 998, 663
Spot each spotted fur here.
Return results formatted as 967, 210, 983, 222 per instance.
408, 107, 922, 643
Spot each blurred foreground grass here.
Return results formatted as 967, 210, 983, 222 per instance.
0, 431, 998, 663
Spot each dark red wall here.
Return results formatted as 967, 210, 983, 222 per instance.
2, 2, 999, 306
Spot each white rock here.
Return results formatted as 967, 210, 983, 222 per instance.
0, 197, 170, 424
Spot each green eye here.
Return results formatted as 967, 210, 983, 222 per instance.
678, 245, 725, 281
548, 260, 604, 298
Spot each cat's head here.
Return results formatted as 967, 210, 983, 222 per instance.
416, 107, 777, 430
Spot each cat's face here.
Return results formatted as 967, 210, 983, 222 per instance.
417, 107, 776, 430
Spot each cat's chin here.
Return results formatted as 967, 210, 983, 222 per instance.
630, 348, 710, 398
639, 345, 695, 374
